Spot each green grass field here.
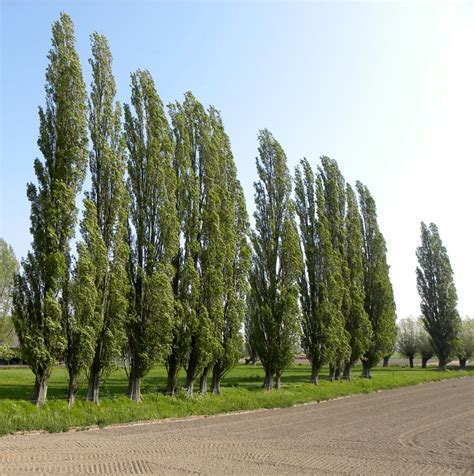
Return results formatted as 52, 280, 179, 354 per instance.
0, 363, 472, 436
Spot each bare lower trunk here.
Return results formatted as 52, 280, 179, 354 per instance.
68, 373, 78, 407
32, 374, 49, 407
128, 367, 141, 402
329, 364, 336, 382
409, 355, 414, 368
362, 360, 372, 379
310, 364, 319, 384
421, 357, 429, 368
185, 343, 198, 396
212, 372, 221, 395
166, 354, 179, 396
438, 358, 447, 370
263, 369, 273, 390
211, 365, 222, 395
199, 369, 209, 394
459, 358, 467, 370
87, 342, 102, 404
185, 372, 194, 396
87, 365, 101, 405
335, 365, 342, 382
343, 363, 352, 382
275, 374, 281, 389
383, 357, 389, 367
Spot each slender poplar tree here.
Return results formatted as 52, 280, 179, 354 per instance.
124, 70, 178, 401
72, 32, 128, 405
295, 159, 347, 383
249, 129, 302, 390
416, 222, 460, 369
208, 109, 251, 395
343, 184, 371, 380
166, 93, 214, 396
357, 182, 396, 378
12, 13, 88, 406
318, 158, 351, 380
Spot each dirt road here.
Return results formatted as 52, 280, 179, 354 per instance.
1, 377, 473, 475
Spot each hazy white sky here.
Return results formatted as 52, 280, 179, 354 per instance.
1, 1, 473, 318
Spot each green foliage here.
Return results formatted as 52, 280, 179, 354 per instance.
0, 240, 17, 343
356, 182, 396, 375
456, 319, 474, 361
124, 70, 178, 399
416, 222, 461, 367
72, 32, 129, 404
295, 159, 348, 380
396, 317, 418, 360
416, 319, 434, 362
207, 109, 251, 392
0, 239, 19, 339
249, 130, 302, 389
344, 185, 372, 367
12, 13, 88, 405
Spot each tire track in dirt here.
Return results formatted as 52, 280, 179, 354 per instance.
0, 377, 473, 475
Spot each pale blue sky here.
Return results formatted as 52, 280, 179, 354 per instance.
1, 1, 473, 318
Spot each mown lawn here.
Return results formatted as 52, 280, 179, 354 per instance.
0, 363, 472, 436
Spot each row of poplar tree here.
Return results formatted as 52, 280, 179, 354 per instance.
12, 14, 396, 407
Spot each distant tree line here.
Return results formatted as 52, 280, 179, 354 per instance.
396, 317, 473, 370
7, 14, 465, 407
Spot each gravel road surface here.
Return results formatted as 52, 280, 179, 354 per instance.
1, 377, 473, 474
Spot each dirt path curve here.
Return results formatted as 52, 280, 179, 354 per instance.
1, 377, 473, 475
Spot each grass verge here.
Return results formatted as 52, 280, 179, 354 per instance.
0, 363, 472, 436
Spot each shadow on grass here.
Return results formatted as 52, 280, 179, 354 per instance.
1, 363, 472, 403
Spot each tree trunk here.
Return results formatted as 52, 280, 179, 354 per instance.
68, 373, 78, 407
275, 374, 281, 389
329, 364, 336, 382
343, 363, 352, 382
199, 370, 208, 394
211, 365, 222, 395
263, 369, 273, 390
185, 372, 194, 396
383, 356, 389, 367
362, 360, 372, 379
166, 354, 179, 396
128, 366, 141, 402
87, 361, 101, 404
185, 345, 198, 396
335, 365, 342, 382
421, 357, 429, 368
211, 370, 221, 395
32, 373, 49, 407
310, 364, 319, 384
409, 355, 414, 368
438, 358, 447, 370
459, 358, 467, 370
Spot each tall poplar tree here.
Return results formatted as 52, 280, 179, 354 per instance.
249, 130, 302, 390
12, 13, 88, 406
318, 158, 351, 380
71, 32, 129, 405
166, 93, 214, 396
343, 184, 371, 380
295, 159, 347, 383
207, 109, 251, 395
416, 222, 460, 369
124, 70, 178, 401
356, 182, 396, 378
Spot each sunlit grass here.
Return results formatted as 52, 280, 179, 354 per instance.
0, 362, 472, 436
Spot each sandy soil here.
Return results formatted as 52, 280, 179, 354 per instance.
0, 377, 473, 475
